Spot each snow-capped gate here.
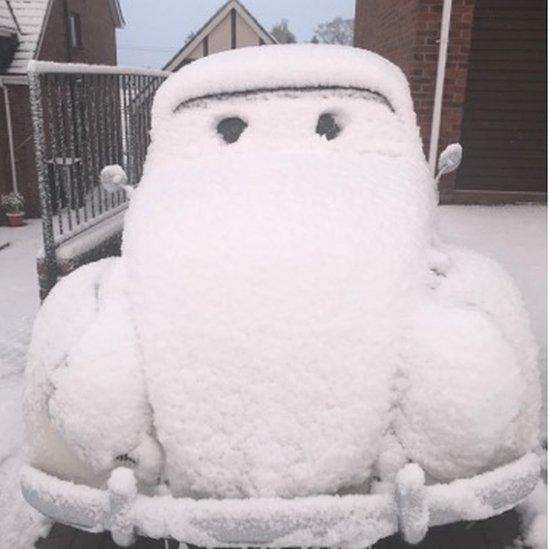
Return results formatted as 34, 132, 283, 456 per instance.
27, 61, 169, 298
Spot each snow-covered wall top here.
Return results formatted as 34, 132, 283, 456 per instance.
27, 60, 170, 78
152, 44, 417, 130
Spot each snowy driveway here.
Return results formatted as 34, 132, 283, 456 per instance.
0, 205, 546, 548
0, 220, 50, 549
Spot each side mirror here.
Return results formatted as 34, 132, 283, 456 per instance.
100, 165, 134, 198
436, 143, 462, 181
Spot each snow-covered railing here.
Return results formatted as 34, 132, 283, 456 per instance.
28, 61, 169, 296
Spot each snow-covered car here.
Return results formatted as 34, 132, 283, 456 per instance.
22, 45, 541, 547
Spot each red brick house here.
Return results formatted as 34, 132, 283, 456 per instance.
0, 0, 124, 218
355, 0, 546, 203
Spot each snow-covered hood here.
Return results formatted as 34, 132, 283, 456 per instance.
119, 54, 438, 497
122, 140, 434, 497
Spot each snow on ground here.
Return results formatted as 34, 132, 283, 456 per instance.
0, 205, 545, 547
0, 220, 51, 549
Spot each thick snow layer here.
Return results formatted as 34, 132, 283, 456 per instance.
1, 205, 545, 546
152, 44, 417, 130
123, 85, 538, 496
24, 79, 541, 503
121, 86, 432, 498
125, 149, 432, 498
11, 47, 547, 540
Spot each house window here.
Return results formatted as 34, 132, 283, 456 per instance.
68, 12, 82, 49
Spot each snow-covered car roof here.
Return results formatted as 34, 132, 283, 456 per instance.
152, 44, 416, 129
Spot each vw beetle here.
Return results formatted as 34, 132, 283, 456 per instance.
22, 45, 541, 547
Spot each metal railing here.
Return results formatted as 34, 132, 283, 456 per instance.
28, 61, 169, 294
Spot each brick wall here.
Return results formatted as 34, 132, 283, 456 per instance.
354, 0, 475, 194
39, 0, 117, 65
0, 0, 119, 220
355, 0, 419, 77
454, 0, 547, 197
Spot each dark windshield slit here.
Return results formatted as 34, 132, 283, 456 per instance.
174, 86, 394, 113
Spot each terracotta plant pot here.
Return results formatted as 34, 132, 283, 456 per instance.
6, 211, 25, 227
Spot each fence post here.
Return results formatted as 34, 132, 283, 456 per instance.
28, 68, 58, 298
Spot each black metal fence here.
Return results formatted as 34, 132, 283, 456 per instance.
28, 62, 169, 294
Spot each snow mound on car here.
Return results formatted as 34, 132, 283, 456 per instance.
25, 46, 540, 500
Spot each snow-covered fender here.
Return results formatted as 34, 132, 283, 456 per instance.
394, 244, 541, 481
24, 258, 161, 488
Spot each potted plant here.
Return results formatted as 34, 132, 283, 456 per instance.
1, 191, 25, 227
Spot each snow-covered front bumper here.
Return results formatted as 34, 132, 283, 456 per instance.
21, 454, 540, 548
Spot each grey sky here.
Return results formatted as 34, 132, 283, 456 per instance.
116, 0, 355, 69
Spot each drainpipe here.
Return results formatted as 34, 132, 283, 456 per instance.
62, 0, 73, 61
0, 79, 19, 193
428, 0, 453, 175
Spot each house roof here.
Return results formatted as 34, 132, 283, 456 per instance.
6, 0, 50, 74
0, 1, 19, 36
3, 0, 124, 75
164, 0, 277, 71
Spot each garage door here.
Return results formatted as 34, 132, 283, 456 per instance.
456, 0, 547, 194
